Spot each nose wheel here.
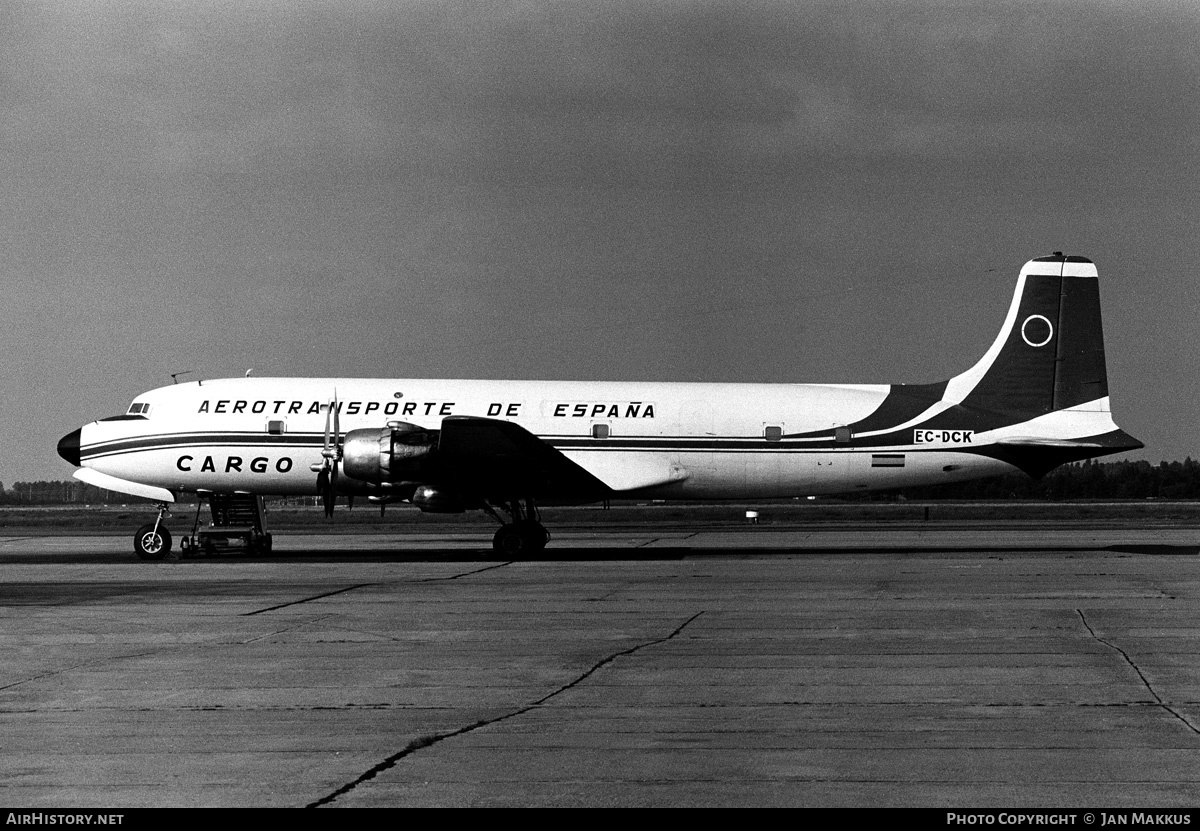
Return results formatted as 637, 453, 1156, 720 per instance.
134, 504, 173, 560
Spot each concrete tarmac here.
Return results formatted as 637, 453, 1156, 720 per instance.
1, 521, 1198, 808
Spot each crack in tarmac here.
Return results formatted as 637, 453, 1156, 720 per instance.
0, 650, 159, 692
1076, 608, 1200, 736
240, 613, 337, 644
306, 610, 706, 808
244, 584, 377, 616
637, 532, 697, 548
244, 563, 512, 616
418, 561, 512, 582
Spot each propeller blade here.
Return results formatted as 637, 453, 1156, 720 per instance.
317, 393, 342, 518
323, 399, 332, 452
316, 468, 331, 516
333, 391, 340, 456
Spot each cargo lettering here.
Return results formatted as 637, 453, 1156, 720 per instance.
177, 455, 293, 474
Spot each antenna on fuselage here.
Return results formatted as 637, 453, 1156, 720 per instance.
170, 370, 195, 385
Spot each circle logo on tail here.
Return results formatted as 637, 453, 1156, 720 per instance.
1021, 314, 1054, 347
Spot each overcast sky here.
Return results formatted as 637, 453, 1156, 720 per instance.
6, 0, 1198, 483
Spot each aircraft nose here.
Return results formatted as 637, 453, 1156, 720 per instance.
57, 428, 81, 467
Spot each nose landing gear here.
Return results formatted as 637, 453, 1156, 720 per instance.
131, 495, 273, 560
134, 503, 173, 560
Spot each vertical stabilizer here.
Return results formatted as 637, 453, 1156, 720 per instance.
945, 254, 1108, 417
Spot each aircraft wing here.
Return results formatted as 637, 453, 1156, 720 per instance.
434, 416, 612, 503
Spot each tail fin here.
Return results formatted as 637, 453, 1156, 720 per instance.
945, 254, 1109, 416
781, 253, 1139, 476
939, 253, 1142, 476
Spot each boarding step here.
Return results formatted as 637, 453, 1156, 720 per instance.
208, 493, 265, 532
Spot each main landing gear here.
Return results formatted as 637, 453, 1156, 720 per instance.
485, 497, 549, 557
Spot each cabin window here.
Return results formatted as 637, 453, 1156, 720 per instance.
267, 420, 286, 435
834, 426, 853, 444
591, 424, 609, 439
763, 426, 782, 442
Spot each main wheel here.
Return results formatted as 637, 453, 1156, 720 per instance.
515, 519, 549, 553
134, 524, 171, 560
492, 522, 548, 557
492, 524, 524, 556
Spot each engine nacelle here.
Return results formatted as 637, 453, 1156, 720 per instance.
342, 422, 438, 484
412, 485, 466, 513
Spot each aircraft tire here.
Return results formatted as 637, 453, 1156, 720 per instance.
492, 525, 524, 557
492, 521, 548, 557
491, 522, 544, 557
134, 524, 171, 561
516, 520, 549, 553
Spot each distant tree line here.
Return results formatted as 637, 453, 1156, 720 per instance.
869, 457, 1200, 501
0, 480, 165, 505
4, 458, 1200, 505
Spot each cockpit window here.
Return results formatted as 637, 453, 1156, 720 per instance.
126, 402, 151, 415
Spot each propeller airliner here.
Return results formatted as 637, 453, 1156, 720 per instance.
57, 254, 1141, 558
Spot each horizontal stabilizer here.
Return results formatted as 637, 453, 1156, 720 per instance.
995, 437, 1105, 449
976, 428, 1143, 479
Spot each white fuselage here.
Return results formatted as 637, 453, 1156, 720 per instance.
78, 376, 1024, 501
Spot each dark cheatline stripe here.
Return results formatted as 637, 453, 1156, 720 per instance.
779, 382, 947, 441
81, 430, 955, 463
79, 432, 326, 461
81, 431, 916, 461
845, 399, 1060, 447
77, 426, 1142, 470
